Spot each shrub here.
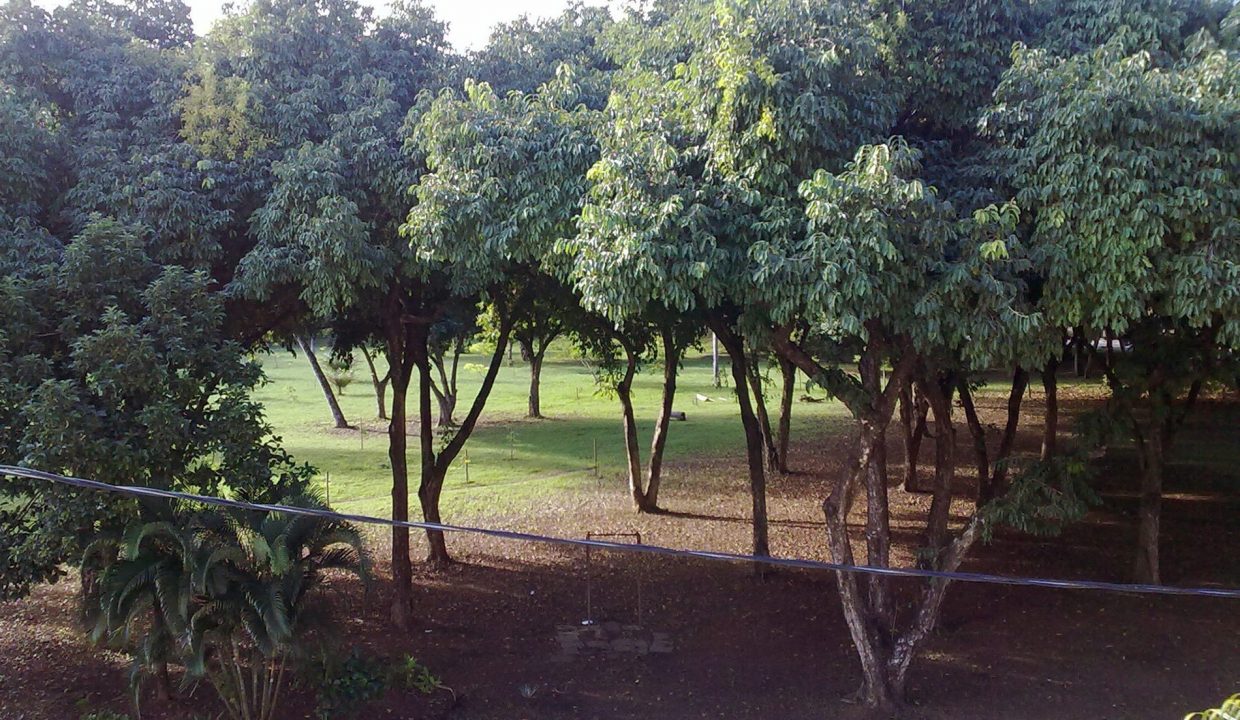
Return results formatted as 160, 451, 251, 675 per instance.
83, 491, 369, 720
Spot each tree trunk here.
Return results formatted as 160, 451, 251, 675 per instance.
617, 344, 651, 513
385, 328, 414, 629
822, 414, 902, 711
1040, 358, 1059, 461
860, 347, 893, 629
1133, 424, 1163, 585
416, 308, 514, 566
745, 353, 781, 474
528, 350, 544, 419
361, 347, 389, 420
712, 320, 769, 558
776, 356, 795, 474
899, 385, 929, 493
957, 380, 990, 508
921, 374, 956, 558
415, 340, 451, 568
297, 335, 350, 429
984, 367, 1028, 504
436, 392, 457, 428
645, 331, 682, 509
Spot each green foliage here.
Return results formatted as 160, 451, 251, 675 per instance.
571, 0, 897, 323
470, 1, 615, 109
406, 72, 599, 295
326, 356, 356, 396
1186, 694, 1240, 720
987, 27, 1240, 346
84, 490, 368, 720
309, 648, 389, 719
0, 219, 310, 600
308, 648, 443, 719
980, 455, 1100, 541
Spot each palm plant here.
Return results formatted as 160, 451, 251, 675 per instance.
85, 492, 368, 720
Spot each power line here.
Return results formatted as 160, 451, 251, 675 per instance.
3, 464, 1240, 600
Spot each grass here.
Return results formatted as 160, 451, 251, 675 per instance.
252, 341, 850, 520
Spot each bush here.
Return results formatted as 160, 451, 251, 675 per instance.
310, 648, 389, 719
83, 490, 369, 720
308, 649, 447, 719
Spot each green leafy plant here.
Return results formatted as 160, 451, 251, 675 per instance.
390, 654, 450, 698
981, 455, 1101, 542
83, 491, 369, 720
309, 648, 389, 719
308, 650, 448, 718
1186, 695, 1240, 720
326, 357, 355, 396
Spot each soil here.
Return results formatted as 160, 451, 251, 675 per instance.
2, 388, 1237, 720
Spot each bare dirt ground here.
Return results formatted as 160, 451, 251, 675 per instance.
2, 388, 1237, 719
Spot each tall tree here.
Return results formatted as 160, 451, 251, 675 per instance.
987, 10, 1239, 582
405, 74, 599, 559
209, 0, 451, 628
572, 0, 896, 554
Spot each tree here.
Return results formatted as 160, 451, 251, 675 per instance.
427, 298, 479, 427
988, 10, 1239, 582
572, 0, 897, 555
210, 0, 450, 628
0, 218, 310, 601
405, 73, 599, 561
296, 334, 351, 429
470, 1, 615, 110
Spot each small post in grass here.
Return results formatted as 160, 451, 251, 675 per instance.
463, 448, 471, 483
325, 471, 330, 506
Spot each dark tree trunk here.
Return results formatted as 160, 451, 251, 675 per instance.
899, 384, 930, 493
385, 321, 415, 629
711, 319, 769, 558
528, 350, 544, 419
774, 330, 975, 710
417, 308, 515, 568
617, 344, 652, 513
436, 393, 457, 428
985, 367, 1028, 504
1133, 424, 1164, 585
361, 347, 389, 420
776, 356, 795, 473
1040, 358, 1059, 461
416, 331, 451, 568
1131, 380, 1200, 584
859, 347, 893, 628
957, 380, 990, 507
921, 374, 956, 558
430, 345, 461, 427
645, 331, 681, 510
820, 348, 915, 711
745, 354, 781, 474
298, 335, 350, 429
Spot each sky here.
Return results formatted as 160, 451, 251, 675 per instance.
32, 0, 618, 51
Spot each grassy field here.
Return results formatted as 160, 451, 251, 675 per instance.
253, 342, 850, 519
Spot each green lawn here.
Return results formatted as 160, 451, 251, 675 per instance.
253, 342, 850, 519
